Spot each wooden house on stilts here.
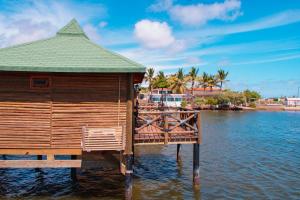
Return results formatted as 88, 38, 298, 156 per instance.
0, 19, 201, 199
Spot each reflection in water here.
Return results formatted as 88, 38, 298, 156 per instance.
0, 111, 299, 199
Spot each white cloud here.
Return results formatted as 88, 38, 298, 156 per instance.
149, 0, 173, 12
191, 10, 300, 37
149, 0, 242, 26
0, 1, 105, 47
99, 21, 107, 28
134, 19, 175, 49
170, 0, 241, 26
186, 57, 203, 65
168, 39, 187, 53
232, 53, 300, 65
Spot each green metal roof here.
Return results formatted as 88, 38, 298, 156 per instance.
0, 19, 145, 73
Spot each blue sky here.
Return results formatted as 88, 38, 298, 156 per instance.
0, 0, 299, 97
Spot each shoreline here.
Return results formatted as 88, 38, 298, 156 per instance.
191, 106, 300, 112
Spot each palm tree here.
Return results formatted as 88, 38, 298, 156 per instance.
145, 68, 155, 95
188, 67, 199, 96
207, 75, 218, 91
199, 72, 209, 91
153, 71, 169, 89
153, 71, 169, 107
216, 69, 229, 89
169, 68, 187, 94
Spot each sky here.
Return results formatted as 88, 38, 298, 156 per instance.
0, 0, 299, 97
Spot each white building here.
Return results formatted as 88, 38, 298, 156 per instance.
150, 94, 185, 107
285, 98, 300, 107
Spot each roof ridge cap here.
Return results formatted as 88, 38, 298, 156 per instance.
57, 19, 88, 38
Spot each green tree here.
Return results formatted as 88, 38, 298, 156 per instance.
169, 68, 187, 94
216, 94, 230, 106
226, 91, 245, 106
153, 71, 169, 89
199, 72, 209, 91
181, 99, 187, 108
216, 69, 229, 89
243, 90, 261, 103
206, 97, 218, 106
144, 68, 155, 95
194, 97, 206, 107
207, 75, 218, 91
188, 67, 199, 96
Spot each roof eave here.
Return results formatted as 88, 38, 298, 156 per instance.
0, 66, 146, 73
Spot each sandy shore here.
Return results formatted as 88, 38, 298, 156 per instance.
256, 105, 300, 111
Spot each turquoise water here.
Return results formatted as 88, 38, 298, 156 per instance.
0, 111, 300, 199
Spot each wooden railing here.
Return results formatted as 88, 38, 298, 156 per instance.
134, 110, 201, 145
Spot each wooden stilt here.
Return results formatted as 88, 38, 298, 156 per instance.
124, 74, 134, 199
35, 155, 43, 172
193, 144, 200, 187
71, 155, 77, 181
125, 154, 133, 200
176, 144, 181, 161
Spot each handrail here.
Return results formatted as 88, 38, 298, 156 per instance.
135, 108, 201, 145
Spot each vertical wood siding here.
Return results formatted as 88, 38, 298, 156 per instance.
0, 73, 128, 149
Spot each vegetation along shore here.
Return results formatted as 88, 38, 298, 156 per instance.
141, 67, 263, 110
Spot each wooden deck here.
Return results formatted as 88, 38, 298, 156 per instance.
134, 108, 201, 145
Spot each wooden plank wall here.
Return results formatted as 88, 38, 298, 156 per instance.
0, 73, 128, 149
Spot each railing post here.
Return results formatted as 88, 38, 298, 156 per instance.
164, 114, 169, 144
197, 112, 201, 144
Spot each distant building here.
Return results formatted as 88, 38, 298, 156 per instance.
285, 98, 300, 107
152, 88, 172, 95
259, 98, 284, 106
138, 88, 186, 107
150, 94, 185, 107
186, 87, 222, 97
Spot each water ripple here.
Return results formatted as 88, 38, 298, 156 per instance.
0, 111, 299, 199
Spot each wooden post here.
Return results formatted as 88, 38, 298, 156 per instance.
176, 144, 181, 161
197, 112, 202, 144
125, 154, 133, 200
125, 73, 133, 155
35, 155, 43, 172
193, 143, 200, 187
164, 114, 169, 144
125, 73, 134, 199
71, 155, 77, 181
193, 111, 200, 187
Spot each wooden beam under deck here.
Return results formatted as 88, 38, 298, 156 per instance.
0, 148, 82, 155
0, 160, 81, 168
134, 141, 197, 146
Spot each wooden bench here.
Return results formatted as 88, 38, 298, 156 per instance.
82, 126, 125, 152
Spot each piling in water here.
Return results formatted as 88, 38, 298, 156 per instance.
125, 154, 133, 200
71, 155, 77, 181
177, 144, 181, 161
193, 144, 200, 187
